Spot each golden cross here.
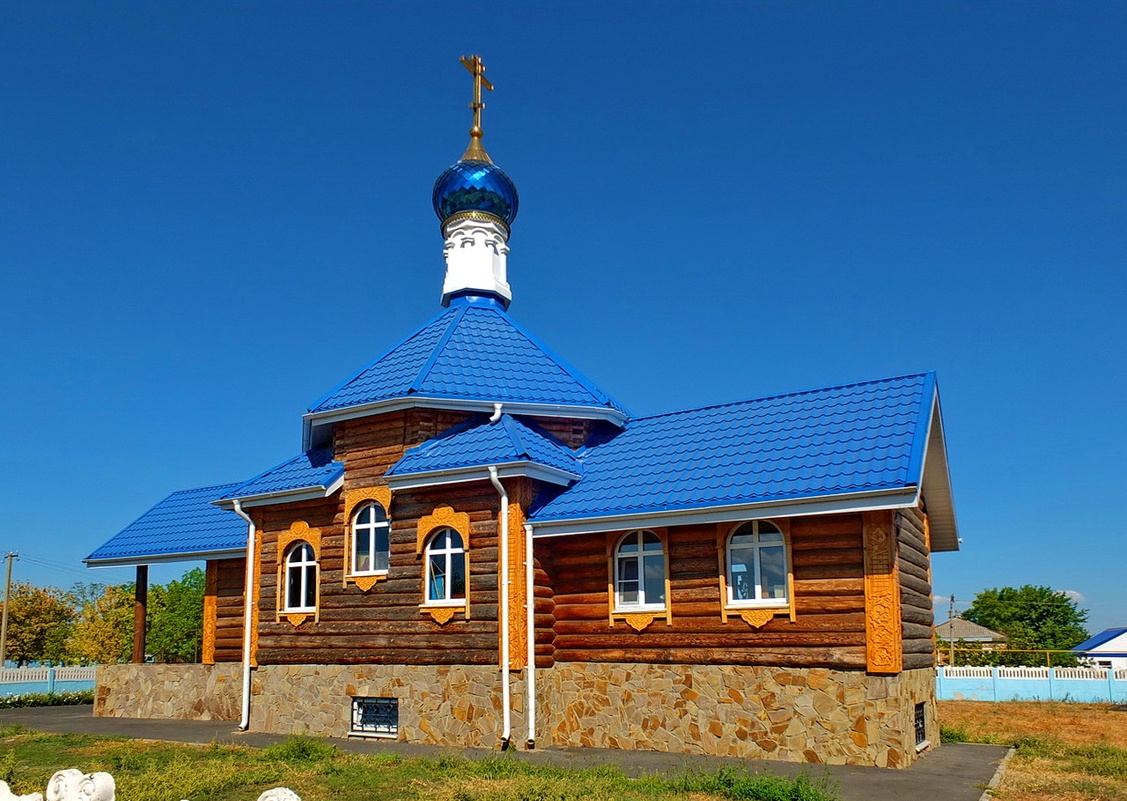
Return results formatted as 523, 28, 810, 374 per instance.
460, 55, 494, 161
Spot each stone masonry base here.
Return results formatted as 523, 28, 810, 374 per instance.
94, 664, 241, 721
94, 662, 936, 767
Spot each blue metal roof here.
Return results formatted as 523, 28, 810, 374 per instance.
387, 414, 580, 482
307, 295, 626, 419
1073, 628, 1127, 653
218, 448, 343, 503
530, 373, 935, 524
86, 483, 247, 566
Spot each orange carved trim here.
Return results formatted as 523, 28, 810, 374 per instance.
251, 529, 261, 667
608, 529, 673, 628
343, 486, 393, 589
416, 505, 470, 553
202, 561, 218, 665
277, 520, 321, 562
427, 606, 459, 626
738, 609, 775, 628
275, 520, 321, 625
716, 520, 796, 624
505, 497, 528, 671
624, 613, 656, 632
864, 509, 902, 673
284, 613, 309, 627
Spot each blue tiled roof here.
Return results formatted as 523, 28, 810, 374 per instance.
219, 449, 343, 501
530, 373, 935, 523
86, 483, 246, 565
307, 296, 626, 418
387, 414, 581, 480
1073, 628, 1127, 652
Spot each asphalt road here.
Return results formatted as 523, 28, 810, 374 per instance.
1, 705, 1011, 801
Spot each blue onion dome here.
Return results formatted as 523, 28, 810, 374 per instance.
432, 157, 519, 234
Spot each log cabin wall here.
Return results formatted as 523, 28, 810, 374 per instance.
896, 505, 936, 669
212, 558, 246, 663
540, 512, 867, 669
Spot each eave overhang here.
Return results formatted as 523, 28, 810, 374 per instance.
212, 472, 345, 510
386, 460, 580, 491
302, 396, 627, 450
84, 546, 246, 568
529, 486, 921, 538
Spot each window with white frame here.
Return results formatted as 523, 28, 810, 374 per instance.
614, 530, 666, 610
424, 527, 466, 604
284, 541, 318, 612
726, 521, 788, 606
352, 502, 390, 575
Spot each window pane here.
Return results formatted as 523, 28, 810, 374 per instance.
428, 555, 446, 601
357, 506, 372, 525
618, 555, 638, 584
445, 529, 464, 550
618, 581, 639, 605
450, 554, 466, 599
730, 532, 754, 547
758, 529, 783, 545
373, 530, 389, 572
355, 532, 371, 572
760, 545, 787, 599
303, 565, 317, 607
618, 534, 639, 554
729, 548, 754, 600
643, 555, 665, 605
287, 568, 302, 609
641, 531, 662, 552
370, 505, 387, 524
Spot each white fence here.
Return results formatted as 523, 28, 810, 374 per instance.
938, 665, 1127, 702
0, 667, 96, 684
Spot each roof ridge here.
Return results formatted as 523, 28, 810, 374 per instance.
176, 481, 244, 494
409, 304, 469, 393
625, 372, 934, 424
499, 413, 531, 459
306, 306, 458, 412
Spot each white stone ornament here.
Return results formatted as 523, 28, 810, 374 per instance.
257, 789, 302, 801
0, 779, 45, 801
44, 771, 84, 801
43, 771, 113, 801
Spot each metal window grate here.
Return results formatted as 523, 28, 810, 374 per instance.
914, 702, 927, 747
351, 697, 398, 737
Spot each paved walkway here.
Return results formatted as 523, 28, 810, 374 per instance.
1, 706, 1011, 801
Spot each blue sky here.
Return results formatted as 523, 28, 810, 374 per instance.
2, 3, 1124, 633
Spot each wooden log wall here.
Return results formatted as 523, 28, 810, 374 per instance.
538, 513, 868, 669
896, 505, 936, 670
213, 558, 247, 663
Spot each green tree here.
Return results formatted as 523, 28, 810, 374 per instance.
147, 568, 205, 663
963, 585, 1089, 667
2, 582, 75, 666
67, 582, 133, 665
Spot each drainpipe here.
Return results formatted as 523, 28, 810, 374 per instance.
231, 499, 256, 731
524, 521, 536, 748
488, 463, 511, 749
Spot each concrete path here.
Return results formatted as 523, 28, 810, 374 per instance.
1, 705, 1011, 801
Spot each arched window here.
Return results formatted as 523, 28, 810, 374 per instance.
726, 521, 788, 606
352, 502, 390, 575
614, 530, 666, 610
284, 541, 318, 612
424, 527, 466, 604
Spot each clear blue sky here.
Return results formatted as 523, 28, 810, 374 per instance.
2, 3, 1124, 633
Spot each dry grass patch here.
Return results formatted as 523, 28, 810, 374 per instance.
939, 701, 1127, 801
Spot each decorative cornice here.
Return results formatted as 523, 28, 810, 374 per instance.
416, 505, 471, 553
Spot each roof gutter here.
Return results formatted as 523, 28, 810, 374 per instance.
231, 499, 256, 732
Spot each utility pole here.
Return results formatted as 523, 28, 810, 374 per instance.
948, 594, 956, 667
0, 552, 18, 667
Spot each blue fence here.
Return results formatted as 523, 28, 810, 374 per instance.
938, 666, 1127, 703
0, 666, 96, 697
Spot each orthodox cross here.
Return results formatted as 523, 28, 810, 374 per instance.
461, 54, 493, 136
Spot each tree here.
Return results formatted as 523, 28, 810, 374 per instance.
147, 567, 205, 663
963, 585, 1089, 667
67, 582, 133, 665
2, 582, 74, 666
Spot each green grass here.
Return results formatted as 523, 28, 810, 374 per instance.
0, 732, 838, 801
1015, 736, 1127, 780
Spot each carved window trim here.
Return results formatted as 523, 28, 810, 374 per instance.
276, 520, 321, 627
716, 519, 795, 627
607, 529, 672, 632
417, 506, 471, 624
343, 486, 393, 592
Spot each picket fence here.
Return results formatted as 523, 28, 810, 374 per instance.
937, 665, 1127, 703
0, 666, 97, 697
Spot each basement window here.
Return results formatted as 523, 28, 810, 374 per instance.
914, 702, 928, 750
351, 697, 398, 738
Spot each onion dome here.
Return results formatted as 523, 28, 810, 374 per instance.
432, 158, 519, 233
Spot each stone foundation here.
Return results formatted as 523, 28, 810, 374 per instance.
250, 664, 525, 748
540, 663, 937, 767
94, 664, 240, 721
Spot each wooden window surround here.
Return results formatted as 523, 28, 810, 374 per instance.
343, 486, 393, 592
716, 519, 796, 628
416, 505, 471, 625
607, 529, 672, 633
276, 520, 321, 627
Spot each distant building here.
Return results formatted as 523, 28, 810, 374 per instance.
1073, 628, 1127, 671
935, 618, 1008, 646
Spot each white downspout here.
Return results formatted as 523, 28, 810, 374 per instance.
488, 464, 511, 748
231, 499, 256, 731
523, 521, 536, 748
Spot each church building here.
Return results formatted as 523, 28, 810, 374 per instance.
87, 57, 959, 768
